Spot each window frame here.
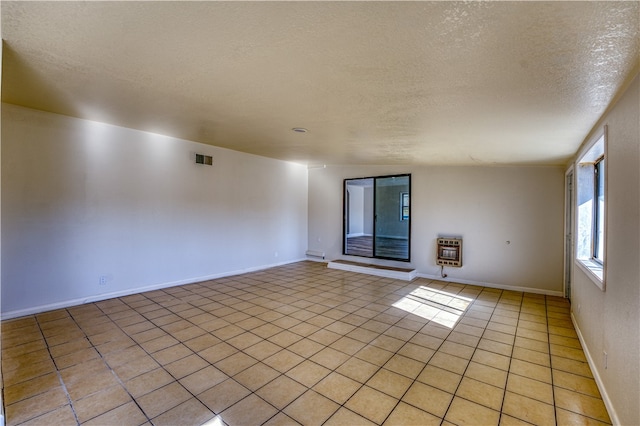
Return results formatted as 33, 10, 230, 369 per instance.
592, 155, 605, 264
575, 126, 607, 291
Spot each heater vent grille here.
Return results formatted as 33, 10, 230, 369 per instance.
437, 238, 462, 267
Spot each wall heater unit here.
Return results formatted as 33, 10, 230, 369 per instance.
437, 238, 462, 267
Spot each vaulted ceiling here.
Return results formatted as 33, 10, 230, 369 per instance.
2, 1, 638, 166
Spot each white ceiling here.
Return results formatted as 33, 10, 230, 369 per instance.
2, 1, 638, 166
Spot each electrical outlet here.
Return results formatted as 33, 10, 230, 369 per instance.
578, 304, 581, 313
274, 251, 279, 258
99, 276, 108, 285
603, 351, 608, 369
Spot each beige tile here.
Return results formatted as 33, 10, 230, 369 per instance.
383, 354, 425, 379
439, 340, 476, 359
125, 367, 175, 398
402, 382, 453, 418
309, 329, 342, 345
244, 340, 283, 360
347, 327, 380, 344
445, 396, 500, 426
5, 386, 69, 425
285, 390, 341, 425
509, 358, 552, 383
371, 335, 405, 352
55, 348, 100, 369
553, 370, 601, 398
215, 352, 258, 376
164, 354, 208, 379
396, 342, 435, 363
2, 358, 56, 387
554, 387, 611, 423
198, 342, 238, 364
336, 357, 379, 383
73, 384, 132, 423
555, 407, 612, 426
548, 325, 578, 338
417, 365, 462, 393
512, 345, 551, 366
516, 327, 549, 342
507, 373, 554, 405
263, 412, 302, 426
59, 358, 110, 385
233, 362, 280, 391
549, 334, 582, 349
2, 339, 47, 360
514, 336, 550, 353
180, 365, 228, 395
152, 398, 215, 426
64, 368, 121, 401
355, 344, 395, 366
220, 394, 278, 425
326, 407, 377, 426
330, 336, 368, 356
366, 368, 413, 399
183, 333, 221, 352
429, 351, 469, 375
502, 391, 555, 425
111, 355, 160, 382
285, 360, 331, 387
345, 385, 399, 424
551, 344, 588, 362
136, 382, 191, 419
199, 379, 251, 413
464, 361, 508, 388
257, 375, 307, 409
446, 331, 481, 348
477, 338, 513, 357
151, 343, 192, 365
499, 413, 534, 426
3, 372, 60, 405
483, 329, 516, 346
310, 347, 350, 369
48, 337, 92, 358
103, 346, 148, 367
383, 401, 442, 426
288, 338, 325, 358
263, 349, 305, 373
19, 404, 76, 426
551, 356, 594, 378
472, 349, 511, 371
456, 377, 504, 410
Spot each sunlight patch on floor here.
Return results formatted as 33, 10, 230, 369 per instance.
392, 286, 473, 328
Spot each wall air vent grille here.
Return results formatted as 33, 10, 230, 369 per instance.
437, 238, 462, 267
196, 154, 213, 165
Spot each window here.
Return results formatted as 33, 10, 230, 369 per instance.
400, 192, 409, 221
576, 131, 606, 289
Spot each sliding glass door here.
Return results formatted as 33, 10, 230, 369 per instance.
343, 174, 410, 261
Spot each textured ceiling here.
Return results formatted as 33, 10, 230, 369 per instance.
2, 1, 638, 166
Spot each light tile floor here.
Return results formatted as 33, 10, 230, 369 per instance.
1, 261, 611, 425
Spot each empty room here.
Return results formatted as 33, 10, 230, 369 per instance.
1, 2, 638, 426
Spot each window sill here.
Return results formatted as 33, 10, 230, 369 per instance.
576, 259, 605, 291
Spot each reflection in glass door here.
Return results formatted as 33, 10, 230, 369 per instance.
343, 174, 410, 261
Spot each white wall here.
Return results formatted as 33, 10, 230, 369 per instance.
569, 75, 639, 426
308, 164, 564, 294
1, 104, 308, 317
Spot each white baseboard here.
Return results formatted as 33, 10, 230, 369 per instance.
571, 313, 619, 425
416, 273, 564, 297
0, 258, 306, 320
